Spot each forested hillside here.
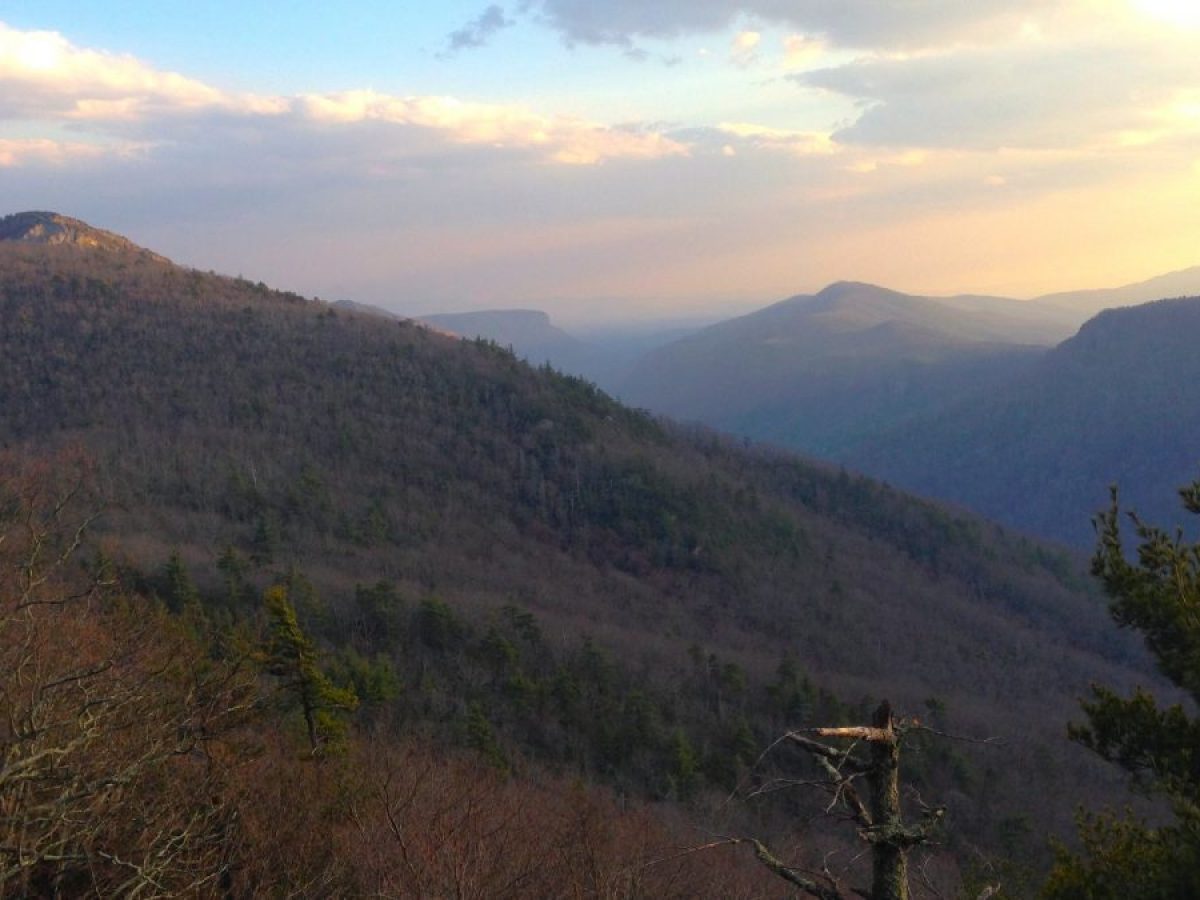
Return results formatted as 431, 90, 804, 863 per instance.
847, 297, 1200, 546
0, 227, 1160, 893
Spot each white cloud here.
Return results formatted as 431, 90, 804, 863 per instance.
0, 21, 685, 166
295, 91, 687, 164
0, 22, 248, 120
801, 31, 1200, 152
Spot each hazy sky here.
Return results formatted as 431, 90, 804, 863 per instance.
1, 1, 1198, 324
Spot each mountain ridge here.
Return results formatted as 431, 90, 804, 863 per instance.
1035, 265, 1200, 315
617, 281, 1061, 456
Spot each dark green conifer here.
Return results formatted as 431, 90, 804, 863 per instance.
261, 584, 358, 756
1046, 483, 1200, 898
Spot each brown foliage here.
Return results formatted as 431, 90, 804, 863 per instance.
0, 450, 780, 898
0, 450, 259, 897
229, 737, 777, 899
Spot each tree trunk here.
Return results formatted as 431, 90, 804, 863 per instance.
747, 699, 935, 900
868, 701, 907, 900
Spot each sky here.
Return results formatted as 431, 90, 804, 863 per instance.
1, 1, 1199, 325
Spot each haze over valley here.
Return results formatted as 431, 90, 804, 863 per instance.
418, 269, 1200, 547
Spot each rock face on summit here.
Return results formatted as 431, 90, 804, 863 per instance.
0, 211, 167, 261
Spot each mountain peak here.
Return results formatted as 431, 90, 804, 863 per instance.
817, 280, 886, 296
0, 211, 167, 261
813, 281, 907, 305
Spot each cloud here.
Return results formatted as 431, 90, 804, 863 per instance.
782, 34, 822, 70
529, 0, 1055, 50
295, 91, 687, 164
0, 21, 268, 120
729, 30, 760, 66
0, 21, 685, 166
0, 137, 137, 167
3, 12, 1199, 314
716, 122, 833, 155
801, 33, 1200, 151
444, 5, 514, 55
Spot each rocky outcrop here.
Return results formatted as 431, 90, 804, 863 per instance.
0, 211, 169, 262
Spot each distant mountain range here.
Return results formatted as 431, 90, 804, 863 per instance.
371, 266, 1200, 548
1035, 265, 1200, 315
611, 276, 1200, 546
391, 268, 1200, 430
617, 281, 1069, 457
419, 309, 588, 365
417, 267, 1200, 386
415, 308, 707, 391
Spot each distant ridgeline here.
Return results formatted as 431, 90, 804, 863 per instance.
0, 212, 1159, 885
619, 277, 1200, 547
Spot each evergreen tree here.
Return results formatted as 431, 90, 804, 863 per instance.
464, 701, 508, 772
261, 584, 358, 755
161, 550, 199, 614
1045, 484, 1200, 898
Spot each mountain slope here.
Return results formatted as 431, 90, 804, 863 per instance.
619, 282, 1068, 456
0, 229, 1137, 698
0, 242, 1115, 697
847, 296, 1200, 546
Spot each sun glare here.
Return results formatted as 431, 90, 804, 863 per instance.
1133, 0, 1200, 28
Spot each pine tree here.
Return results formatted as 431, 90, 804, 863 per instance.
1045, 483, 1200, 898
261, 585, 358, 756
162, 550, 199, 614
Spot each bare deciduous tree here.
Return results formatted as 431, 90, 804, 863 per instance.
0, 450, 259, 897
734, 701, 948, 900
